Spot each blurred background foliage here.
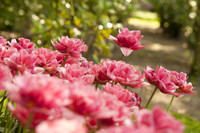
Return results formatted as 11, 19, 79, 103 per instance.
0, 0, 137, 62
0, 0, 200, 81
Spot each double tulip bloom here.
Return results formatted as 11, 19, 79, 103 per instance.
109, 27, 147, 56
144, 66, 195, 97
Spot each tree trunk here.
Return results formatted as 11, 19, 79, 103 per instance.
190, 0, 200, 83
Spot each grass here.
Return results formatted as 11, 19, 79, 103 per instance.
172, 112, 200, 133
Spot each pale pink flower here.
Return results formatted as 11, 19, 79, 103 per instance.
8, 73, 70, 109
51, 36, 88, 58
8, 38, 35, 53
109, 27, 146, 56
103, 59, 149, 88
0, 63, 12, 90
135, 106, 185, 133
170, 71, 195, 95
97, 126, 154, 133
35, 118, 87, 133
59, 64, 94, 84
104, 83, 142, 111
0, 36, 7, 46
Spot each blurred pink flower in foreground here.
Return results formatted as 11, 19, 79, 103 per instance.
144, 66, 194, 97
135, 106, 185, 133
103, 59, 149, 88
8, 73, 70, 109
36, 118, 87, 133
97, 126, 154, 133
104, 83, 142, 111
109, 27, 146, 56
51, 36, 88, 58
0, 63, 12, 90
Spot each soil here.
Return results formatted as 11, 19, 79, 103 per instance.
111, 25, 200, 120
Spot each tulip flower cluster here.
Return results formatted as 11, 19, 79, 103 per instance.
0, 28, 195, 133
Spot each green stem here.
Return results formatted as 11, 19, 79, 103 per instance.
62, 56, 68, 67
3, 110, 10, 133
95, 83, 99, 89
120, 54, 124, 60
7, 114, 14, 133
17, 123, 23, 133
0, 91, 7, 113
145, 87, 158, 108
167, 95, 175, 112
23, 111, 34, 133
124, 86, 128, 89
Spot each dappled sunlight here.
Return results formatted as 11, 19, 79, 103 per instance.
147, 43, 177, 52
128, 18, 160, 30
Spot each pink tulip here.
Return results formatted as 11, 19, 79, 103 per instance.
8, 38, 35, 53
104, 83, 142, 111
8, 73, 70, 109
95, 92, 132, 125
4, 49, 40, 73
0, 36, 7, 46
103, 59, 149, 88
36, 119, 87, 133
170, 71, 195, 95
89, 64, 111, 84
135, 106, 185, 133
97, 126, 154, 133
144, 66, 194, 97
33, 48, 63, 75
109, 27, 146, 56
8, 103, 62, 129
58, 64, 94, 84
0, 63, 12, 90
51, 36, 88, 58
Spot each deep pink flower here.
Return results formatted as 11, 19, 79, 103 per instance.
7, 73, 70, 109
104, 83, 142, 111
8, 103, 61, 129
96, 92, 132, 125
9, 38, 35, 53
51, 36, 88, 58
103, 59, 149, 88
0, 63, 12, 91
135, 106, 185, 133
66, 81, 101, 115
33, 48, 62, 75
66, 81, 131, 126
144, 66, 194, 97
59, 64, 94, 84
109, 27, 146, 56
0, 36, 7, 46
170, 71, 195, 95
89, 64, 111, 84
35, 118, 87, 133
4, 49, 43, 73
